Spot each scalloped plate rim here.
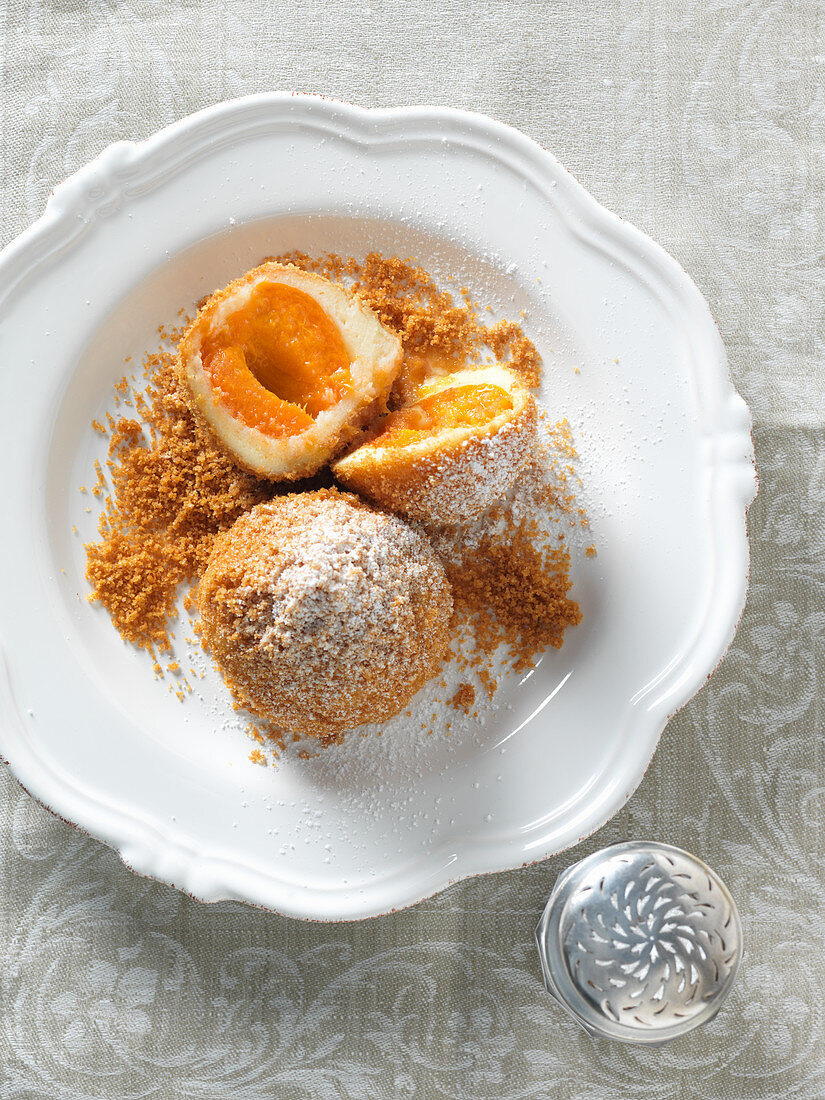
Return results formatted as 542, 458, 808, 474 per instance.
0, 93, 756, 920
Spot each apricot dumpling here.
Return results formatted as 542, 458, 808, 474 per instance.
198, 489, 453, 742
178, 262, 402, 479
333, 363, 537, 524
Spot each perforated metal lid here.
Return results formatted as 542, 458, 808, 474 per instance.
535, 841, 742, 1043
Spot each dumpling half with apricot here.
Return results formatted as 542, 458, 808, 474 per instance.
178, 261, 402, 479
333, 362, 537, 525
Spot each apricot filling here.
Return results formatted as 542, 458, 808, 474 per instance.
202, 282, 354, 435
375, 384, 513, 448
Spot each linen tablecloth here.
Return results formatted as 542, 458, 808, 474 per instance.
1, 1, 820, 1096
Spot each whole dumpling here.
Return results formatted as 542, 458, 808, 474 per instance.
198, 489, 453, 743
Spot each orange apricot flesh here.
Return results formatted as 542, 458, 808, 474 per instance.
202, 282, 354, 435
374, 384, 513, 449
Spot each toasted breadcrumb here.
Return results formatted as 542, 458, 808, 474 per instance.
445, 534, 581, 673
85, 349, 270, 652
449, 683, 476, 713
198, 489, 453, 744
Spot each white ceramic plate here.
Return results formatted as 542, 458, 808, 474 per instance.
0, 94, 756, 920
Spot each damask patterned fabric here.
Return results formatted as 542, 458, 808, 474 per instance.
0, 1, 820, 1096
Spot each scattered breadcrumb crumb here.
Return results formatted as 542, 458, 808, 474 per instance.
449, 683, 476, 712
85, 346, 270, 653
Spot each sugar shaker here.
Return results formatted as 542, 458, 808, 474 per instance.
535, 841, 742, 1043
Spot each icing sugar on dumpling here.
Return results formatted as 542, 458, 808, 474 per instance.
332, 362, 537, 525
198, 489, 453, 743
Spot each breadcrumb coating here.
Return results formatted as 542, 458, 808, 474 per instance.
198, 489, 453, 742
332, 364, 537, 524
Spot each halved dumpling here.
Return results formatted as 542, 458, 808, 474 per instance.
178, 261, 403, 479
332, 363, 537, 525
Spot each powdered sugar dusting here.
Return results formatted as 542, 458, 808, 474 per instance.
198, 489, 453, 742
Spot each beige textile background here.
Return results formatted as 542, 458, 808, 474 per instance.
1, 0, 822, 1096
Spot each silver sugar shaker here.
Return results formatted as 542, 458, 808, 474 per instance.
535, 841, 742, 1043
